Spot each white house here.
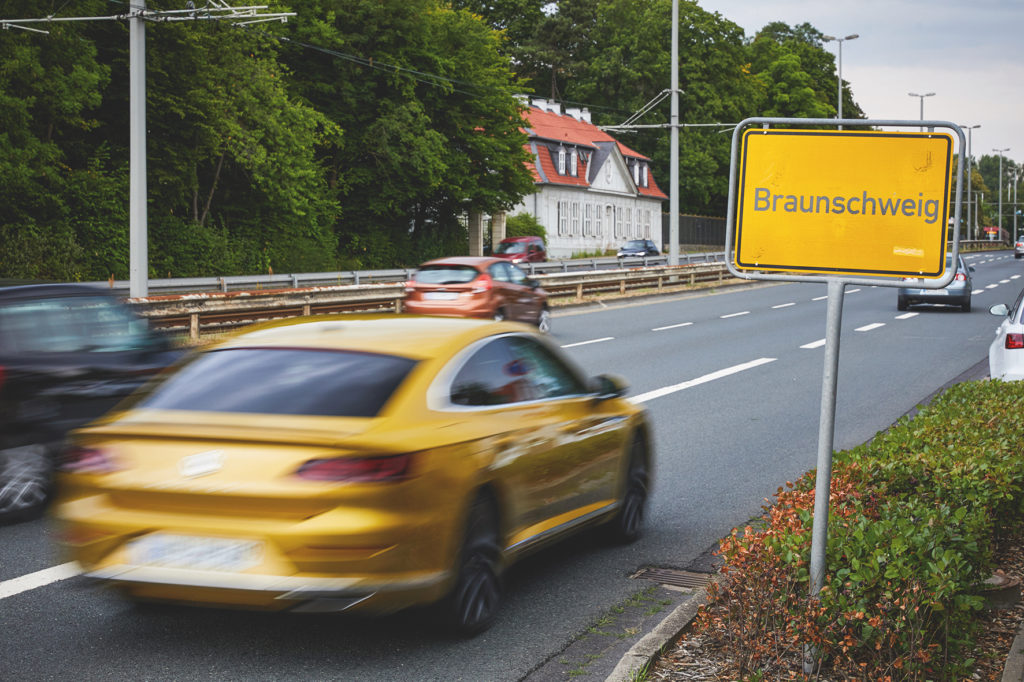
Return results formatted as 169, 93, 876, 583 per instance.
510, 99, 668, 259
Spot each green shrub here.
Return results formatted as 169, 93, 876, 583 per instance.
697, 379, 1024, 679
505, 212, 547, 242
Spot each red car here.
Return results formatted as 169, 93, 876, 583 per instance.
492, 236, 547, 263
404, 257, 551, 331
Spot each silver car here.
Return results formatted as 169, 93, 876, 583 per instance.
1014, 239, 1024, 259
897, 254, 974, 312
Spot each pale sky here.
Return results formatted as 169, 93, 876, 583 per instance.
697, 0, 1023, 167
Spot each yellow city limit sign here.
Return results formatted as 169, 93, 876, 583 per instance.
735, 128, 953, 278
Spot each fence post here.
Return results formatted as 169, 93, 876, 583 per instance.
189, 313, 200, 342
576, 283, 583, 301
303, 304, 311, 316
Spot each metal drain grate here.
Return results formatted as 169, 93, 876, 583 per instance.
632, 567, 712, 589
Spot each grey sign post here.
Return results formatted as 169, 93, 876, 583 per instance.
724, 117, 964, 673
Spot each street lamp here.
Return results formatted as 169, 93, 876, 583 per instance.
994, 147, 1010, 239
908, 91, 935, 130
960, 124, 980, 240
822, 33, 859, 129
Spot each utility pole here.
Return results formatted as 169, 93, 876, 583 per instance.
995, 148, 1010, 240
961, 125, 980, 241
1, 3, 295, 297
669, 0, 679, 267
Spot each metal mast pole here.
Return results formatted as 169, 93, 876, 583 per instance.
669, 0, 679, 267
995, 148, 1010, 239
129, 2, 147, 298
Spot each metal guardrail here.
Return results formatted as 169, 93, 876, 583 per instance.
131, 260, 735, 340
83, 252, 727, 295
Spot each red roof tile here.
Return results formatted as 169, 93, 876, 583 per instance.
521, 105, 667, 200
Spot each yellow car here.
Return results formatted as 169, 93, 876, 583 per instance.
55, 315, 652, 634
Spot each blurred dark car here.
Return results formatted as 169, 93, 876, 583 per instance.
0, 284, 181, 522
403, 257, 551, 332
897, 254, 974, 312
617, 239, 661, 259
492, 236, 547, 264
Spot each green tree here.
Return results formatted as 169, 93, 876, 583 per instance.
281, 0, 535, 267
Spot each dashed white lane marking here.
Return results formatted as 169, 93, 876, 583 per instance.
0, 562, 80, 601
1013, 275, 1021, 280
631, 358, 777, 403
895, 312, 919, 319
561, 337, 614, 348
720, 311, 750, 319
772, 303, 795, 309
801, 339, 826, 349
973, 289, 984, 294
1001, 279, 1011, 284
846, 288, 861, 294
986, 284, 999, 289
812, 295, 828, 301
856, 323, 886, 332
652, 322, 694, 331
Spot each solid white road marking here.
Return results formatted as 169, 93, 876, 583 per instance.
720, 311, 750, 319
561, 337, 614, 348
895, 312, 918, 319
0, 562, 80, 601
856, 323, 886, 332
631, 358, 776, 404
801, 339, 826, 349
652, 322, 694, 331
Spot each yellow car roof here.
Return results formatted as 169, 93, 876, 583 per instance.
214, 315, 520, 359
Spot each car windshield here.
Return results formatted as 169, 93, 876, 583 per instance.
414, 266, 480, 285
0, 296, 152, 354
495, 241, 528, 254
135, 348, 416, 417
623, 240, 646, 249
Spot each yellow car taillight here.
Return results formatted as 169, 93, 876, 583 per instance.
294, 453, 414, 482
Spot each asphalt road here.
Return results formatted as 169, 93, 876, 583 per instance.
2, 251, 1021, 681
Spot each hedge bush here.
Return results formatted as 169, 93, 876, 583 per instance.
696, 379, 1024, 679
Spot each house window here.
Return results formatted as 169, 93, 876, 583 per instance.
644, 210, 651, 238
642, 165, 648, 187
570, 151, 578, 177
558, 147, 566, 175
632, 163, 640, 185
571, 201, 580, 235
558, 200, 569, 235
606, 205, 614, 237
594, 204, 603, 237
625, 207, 633, 237
584, 204, 592, 237
615, 207, 624, 239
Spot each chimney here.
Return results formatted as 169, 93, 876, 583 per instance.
531, 98, 546, 110
580, 107, 591, 124
565, 107, 582, 121
545, 99, 562, 115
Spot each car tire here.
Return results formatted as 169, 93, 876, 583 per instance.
493, 308, 506, 322
0, 444, 54, 524
443, 494, 502, 636
535, 308, 551, 333
897, 296, 908, 312
962, 297, 972, 313
605, 435, 649, 544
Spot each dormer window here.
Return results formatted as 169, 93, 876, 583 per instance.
632, 161, 640, 185
641, 164, 648, 187
558, 147, 566, 175
570, 150, 578, 177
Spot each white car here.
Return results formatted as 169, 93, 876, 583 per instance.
989, 286, 1024, 381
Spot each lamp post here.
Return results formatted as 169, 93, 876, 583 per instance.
961, 124, 980, 240
908, 91, 935, 130
822, 33, 859, 129
994, 147, 1010, 239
